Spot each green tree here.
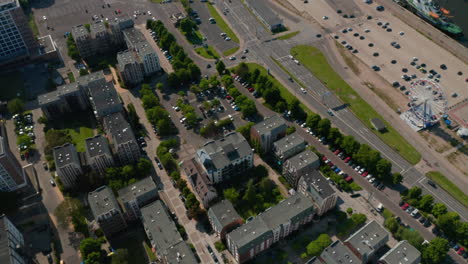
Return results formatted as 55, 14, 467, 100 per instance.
223, 188, 240, 205
199, 79, 210, 90
421, 238, 449, 264
339, 135, 360, 155
431, 203, 447, 218
286, 126, 296, 135
156, 82, 164, 91
437, 212, 460, 238
79, 68, 89, 76
6, 98, 24, 114
327, 127, 342, 145
384, 217, 399, 233
7, 99, 24, 114
375, 159, 392, 179
185, 112, 199, 127
216, 61, 226, 75
274, 101, 287, 113
306, 113, 321, 129
167, 72, 180, 88
392, 172, 403, 184
86, 251, 102, 264
137, 158, 152, 175
236, 122, 254, 141
236, 62, 249, 78
306, 234, 331, 257
240, 100, 257, 117
157, 118, 172, 136
111, 249, 129, 264
407, 186, 422, 200
142, 94, 159, 109
243, 179, 256, 204
288, 98, 302, 119
221, 75, 233, 86
316, 119, 331, 137
419, 195, 434, 212
179, 18, 197, 34
16, 134, 33, 148
79, 238, 101, 259
188, 63, 201, 80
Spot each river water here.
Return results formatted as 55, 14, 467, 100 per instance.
433, 0, 468, 47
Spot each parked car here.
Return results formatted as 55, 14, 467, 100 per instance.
401, 203, 409, 210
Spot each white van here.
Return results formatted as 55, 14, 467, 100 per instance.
376, 203, 383, 212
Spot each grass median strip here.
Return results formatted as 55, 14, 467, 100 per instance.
291, 45, 421, 164
206, 3, 239, 43
223, 46, 239, 56
195, 46, 220, 59
277, 31, 300, 40
426, 171, 468, 208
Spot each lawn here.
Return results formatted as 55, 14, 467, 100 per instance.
277, 31, 300, 40
0, 71, 25, 101
290, 45, 421, 164
195, 46, 220, 59
426, 171, 468, 208
143, 242, 157, 262
223, 46, 239, 56
241, 63, 311, 115
65, 127, 94, 152
28, 13, 39, 38
113, 237, 147, 264
206, 3, 239, 43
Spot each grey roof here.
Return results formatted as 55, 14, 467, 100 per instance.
103, 112, 136, 145
88, 186, 121, 217
273, 132, 305, 153
53, 143, 79, 168
109, 16, 134, 30
201, 132, 252, 170
371, 118, 386, 130
76, 70, 105, 87
182, 158, 216, 202
228, 216, 272, 255
260, 193, 313, 230
118, 177, 157, 204
85, 135, 111, 158
117, 50, 138, 68
87, 79, 122, 117
320, 240, 360, 264
286, 150, 319, 171
141, 201, 197, 263
72, 24, 90, 39
38, 90, 61, 105
245, 0, 283, 27
300, 170, 335, 200
345, 220, 389, 258
165, 241, 198, 264
123, 28, 145, 47
379, 240, 421, 264
208, 200, 241, 231
90, 22, 107, 36
136, 42, 156, 56
252, 115, 286, 136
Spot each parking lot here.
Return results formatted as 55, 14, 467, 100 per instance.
189, 0, 238, 55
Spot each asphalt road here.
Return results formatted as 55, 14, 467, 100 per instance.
215, 0, 468, 224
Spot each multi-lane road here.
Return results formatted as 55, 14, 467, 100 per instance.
212, 0, 468, 222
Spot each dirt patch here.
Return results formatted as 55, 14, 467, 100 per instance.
446, 151, 468, 177
335, 41, 360, 76
419, 130, 453, 154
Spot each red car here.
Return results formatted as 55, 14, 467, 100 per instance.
345, 176, 353, 182
401, 203, 409, 210
327, 162, 334, 167
248, 88, 255, 92
225, 95, 232, 100
322, 156, 328, 161
334, 150, 341, 155
344, 157, 351, 163
457, 248, 465, 255
362, 171, 369, 177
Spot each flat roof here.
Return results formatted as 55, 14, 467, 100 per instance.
103, 112, 136, 145
379, 240, 421, 264
260, 193, 313, 230
286, 149, 319, 171
300, 169, 335, 200
87, 79, 122, 116
85, 135, 112, 158
227, 216, 272, 255
118, 177, 157, 204
273, 132, 305, 153
320, 240, 360, 264
200, 132, 252, 170
345, 220, 389, 258
252, 115, 286, 136
88, 185, 120, 217
53, 143, 79, 168
208, 200, 241, 230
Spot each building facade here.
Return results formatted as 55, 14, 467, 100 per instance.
273, 132, 306, 162
345, 220, 389, 263
103, 112, 141, 165
85, 135, 114, 175
0, 0, 37, 66
182, 158, 217, 208
251, 115, 287, 152
118, 177, 158, 221
85, 79, 123, 120
117, 50, 143, 85
283, 150, 319, 188
0, 124, 26, 192
0, 214, 27, 264
208, 200, 243, 241
88, 186, 127, 237
297, 170, 337, 216
53, 143, 82, 189
197, 132, 253, 184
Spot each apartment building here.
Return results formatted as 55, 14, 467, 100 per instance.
118, 177, 158, 221
273, 132, 306, 162
0, 0, 37, 66
227, 193, 314, 263
85, 135, 114, 175
71, 24, 93, 58
297, 170, 337, 216
318, 240, 361, 264
53, 143, 82, 189
109, 16, 134, 46
345, 220, 389, 263
88, 186, 127, 237
117, 50, 143, 85
0, 214, 28, 264
90, 22, 109, 51
251, 115, 287, 152
103, 112, 141, 165
141, 201, 198, 264
122, 28, 146, 49
0, 124, 26, 192
378, 240, 421, 264
135, 41, 160, 75
208, 200, 243, 241
86, 79, 123, 120
197, 132, 253, 184
182, 158, 217, 208
283, 150, 319, 188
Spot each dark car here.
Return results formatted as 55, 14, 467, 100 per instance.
376, 5, 385, 11
419, 217, 426, 223
154, 157, 163, 169
424, 219, 431, 227
427, 180, 437, 188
